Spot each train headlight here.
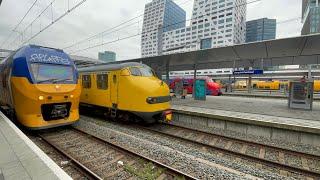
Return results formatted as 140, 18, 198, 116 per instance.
146, 97, 157, 104
146, 96, 171, 104
38, 96, 44, 100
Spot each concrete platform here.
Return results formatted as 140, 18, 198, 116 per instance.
171, 96, 320, 146
223, 91, 320, 101
0, 112, 72, 180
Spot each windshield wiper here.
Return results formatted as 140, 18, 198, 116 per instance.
37, 78, 59, 84
52, 78, 73, 83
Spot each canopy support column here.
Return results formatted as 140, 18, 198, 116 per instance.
166, 60, 170, 84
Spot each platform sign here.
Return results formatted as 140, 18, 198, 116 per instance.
194, 79, 206, 101
233, 69, 264, 75
288, 81, 314, 110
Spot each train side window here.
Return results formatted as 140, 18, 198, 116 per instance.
113, 75, 117, 84
2, 75, 6, 88
97, 74, 108, 90
2, 68, 8, 88
82, 75, 91, 88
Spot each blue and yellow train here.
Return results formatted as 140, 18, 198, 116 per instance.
79, 62, 172, 124
0, 45, 81, 129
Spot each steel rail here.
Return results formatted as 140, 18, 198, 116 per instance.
166, 123, 320, 161
72, 127, 197, 180
38, 133, 103, 180
139, 123, 320, 178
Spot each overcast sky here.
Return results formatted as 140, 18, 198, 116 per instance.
0, 0, 302, 60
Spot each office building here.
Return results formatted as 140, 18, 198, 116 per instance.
141, 0, 186, 57
141, 0, 247, 57
246, 18, 276, 43
302, 0, 320, 35
162, 0, 246, 55
98, 51, 116, 62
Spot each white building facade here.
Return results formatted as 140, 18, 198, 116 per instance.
141, 0, 247, 57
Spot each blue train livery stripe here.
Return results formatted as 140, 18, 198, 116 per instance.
9, 45, 76, 84
11, 57, 33, 82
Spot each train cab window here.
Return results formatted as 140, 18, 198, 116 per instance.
130, 67, 141, 76
139, 67, 154, 77
130, 67, 155, 77
97, 74, 108, 90
82, 75, 91, 88
30, 63, 74, 84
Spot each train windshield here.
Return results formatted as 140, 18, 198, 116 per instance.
31, 63, 74, 84
130, 67, 155, 77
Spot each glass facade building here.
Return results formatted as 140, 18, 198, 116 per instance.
98, 51, 116, 63
302, 0, 320, 35
246, 18, 276, 43
163, 0, 186, 32
141, 0, 186, 57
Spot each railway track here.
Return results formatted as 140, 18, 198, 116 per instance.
29, 134, 100, 180
140, 123, 320, 179
38, 127, 196, 180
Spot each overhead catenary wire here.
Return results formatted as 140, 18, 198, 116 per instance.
8, 0, 88, 50
70, 0, 300, 56
63, 0, 194, 50
6, 0, 58, 49
0, 0, 39, 48
69, 0, 262, 54
63, 14, 144, 50
276, 17, 301, 24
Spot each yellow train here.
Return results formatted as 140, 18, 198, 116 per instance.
256, 81, 281, 90
0, 45, 81, 129
315, 80, 320, 91
79, 62, 172, 123
234, 80, 248, 89
235, 80, 320, 91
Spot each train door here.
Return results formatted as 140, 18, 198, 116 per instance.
95, 72, 110, 107
80, 73, 92, 104
110, 72, 119, 108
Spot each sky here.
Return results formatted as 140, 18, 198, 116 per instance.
0, 0, 302, 60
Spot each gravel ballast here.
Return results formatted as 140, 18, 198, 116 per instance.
74, 116, 307, 179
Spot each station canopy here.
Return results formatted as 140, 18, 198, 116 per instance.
70, 55, 104, 67
119, 33, 320, 73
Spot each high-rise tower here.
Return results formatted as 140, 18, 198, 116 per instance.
141, 0, 247, 57
162, 0, 246, 55
141, 0, 186, 57
302, 0, 320, 35
246, 18, 276, 43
